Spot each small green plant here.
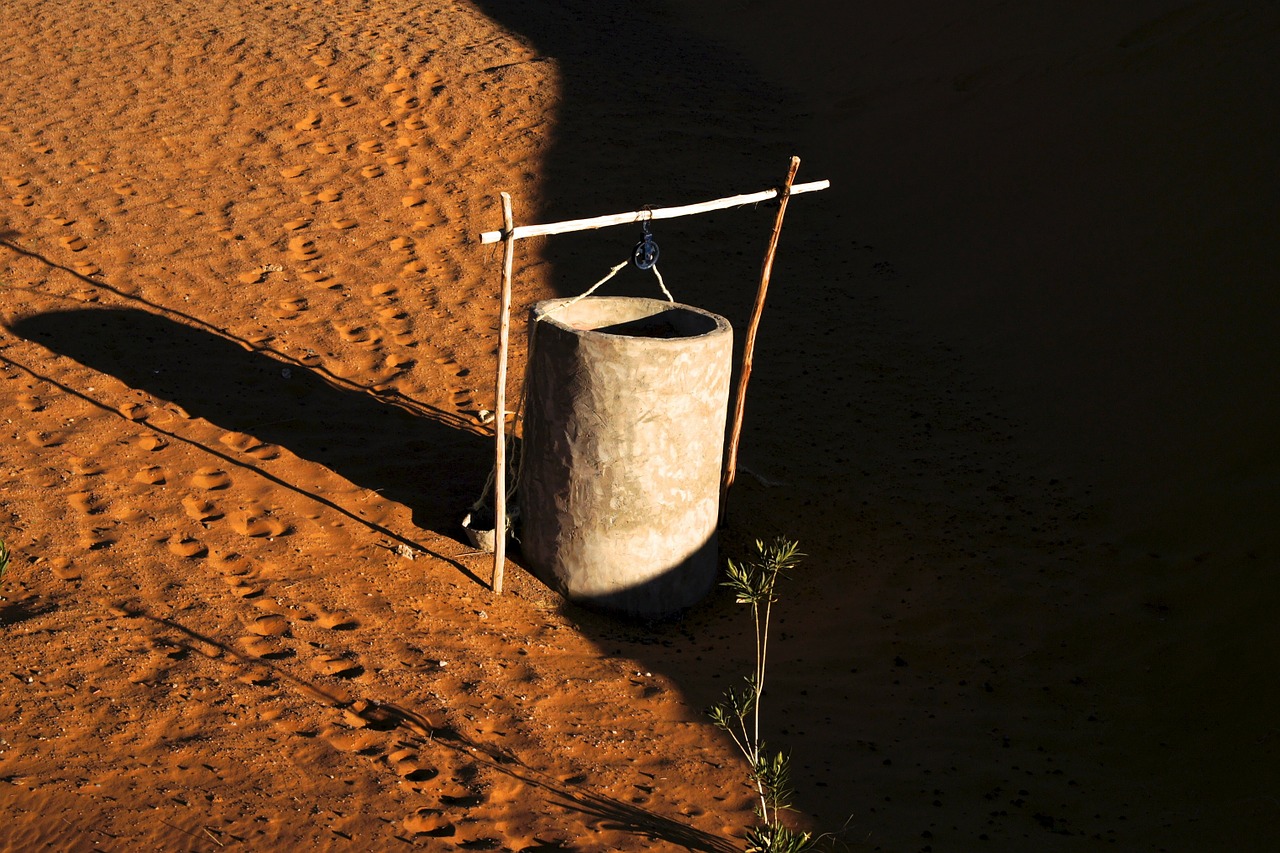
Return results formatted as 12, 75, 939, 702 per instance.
710, 537, 815, 853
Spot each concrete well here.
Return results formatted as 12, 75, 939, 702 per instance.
519, 296, 733, 618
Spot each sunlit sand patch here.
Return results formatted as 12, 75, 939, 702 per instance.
16, 393, 43, 411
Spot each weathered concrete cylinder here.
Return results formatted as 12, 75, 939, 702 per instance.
520, 296, 733, 618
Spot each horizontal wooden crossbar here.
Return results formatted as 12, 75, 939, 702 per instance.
478, 179, 830, 244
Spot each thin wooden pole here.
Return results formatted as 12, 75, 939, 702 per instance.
492, 192, 515, 594
478, 179, 829, 244
721, 156, 802, 522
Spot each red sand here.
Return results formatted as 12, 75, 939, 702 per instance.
2, 1, 1277, 850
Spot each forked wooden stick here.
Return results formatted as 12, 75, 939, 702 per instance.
492, 192, 515, 594
720, 156, 802, 521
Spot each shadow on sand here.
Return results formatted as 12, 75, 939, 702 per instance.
10, 305, 489, 548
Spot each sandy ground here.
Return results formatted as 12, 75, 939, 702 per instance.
2, 0, 1277, 850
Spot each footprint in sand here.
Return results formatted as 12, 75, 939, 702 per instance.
245, 613, 290, 637
118, 401, 147, 421
313, 140, 341, 155
59, 235, 87, 252
283, 218, 311, 231
235, 664, 276, 687
384, 354, 415, 372
294, 111, 322, 131
138, 434, 168, 451
275, 296, 310, 317
329, 92, 356, 108
223, 574, 263, 598
16, 393, 43, 412
280, 165, 309, 179
50, 556, 81, 581
26, 430, 62, 448
387, 748, 438, 781
219, 431, 280, 460
288, 236, 320, 261
329, 218, 357, 231
310, 654, 362, 678
112, 505, 148, 524
298, 269, 331, 286
237, 635, 288, 659
315, 609, 358, 630
335, 323, 380, 346
79, 529, 114, 551
325, 727, 383, 754
229, 510, 291, 538
356, 140, 384, 155
190, 467, 231, 489
167, 535, 208, 559
304, 74, 328, 91
69, 456, 105, 475
133, 466, 166, 485
182, 495, 222, 522
69, 491, 102, 514
315, 188, 342, 203
370, 282, 399, 300
403, 809, 455, 838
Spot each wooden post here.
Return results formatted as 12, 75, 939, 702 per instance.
492, 192, 515, 594
720, 156, 802, 522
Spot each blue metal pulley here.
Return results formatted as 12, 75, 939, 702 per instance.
632, 223, 659, 270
